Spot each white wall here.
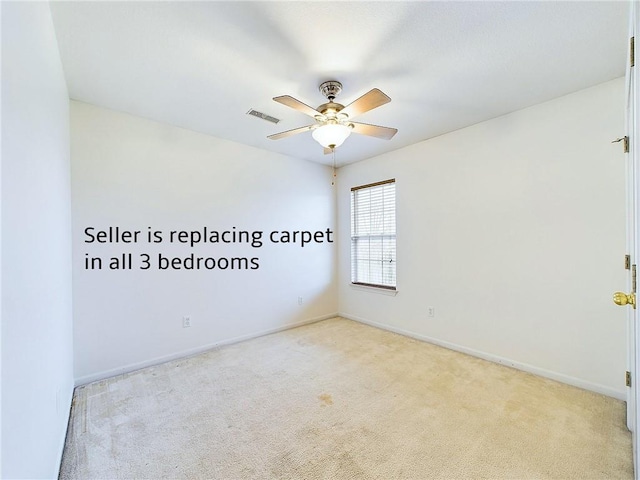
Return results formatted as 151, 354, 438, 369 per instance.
338, 78, 627, 398
1, 2, 74, 478
71, 102, 337, 383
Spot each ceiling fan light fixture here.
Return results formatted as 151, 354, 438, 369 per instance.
312, 123, 352, 149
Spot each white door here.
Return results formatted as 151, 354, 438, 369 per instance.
632, 3, 639, 475
626, 0, 637, 435
625, 2, 639, 476
616, 4, 638, 477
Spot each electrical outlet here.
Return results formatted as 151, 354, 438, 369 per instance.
183, 316, 191, 328
298, 296, 303, 305
428, 306, 435, 318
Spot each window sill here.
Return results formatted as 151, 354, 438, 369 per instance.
350, 283, 398, 296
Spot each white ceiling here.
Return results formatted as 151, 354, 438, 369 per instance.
50, 1, 628, 167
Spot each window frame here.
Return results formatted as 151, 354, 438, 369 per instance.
350, 178, 397, 291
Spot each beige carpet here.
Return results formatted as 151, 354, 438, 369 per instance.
59, 317, 632, 479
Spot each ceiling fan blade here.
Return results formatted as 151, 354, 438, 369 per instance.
273, 95, 320, 118
267, 124, 315, 140
341, 88, 391, 119
350, 122, 398, 140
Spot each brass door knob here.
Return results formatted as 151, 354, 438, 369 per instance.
613, 292, 636, 309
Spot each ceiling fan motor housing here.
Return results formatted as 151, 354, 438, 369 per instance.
317, 102, 345, 117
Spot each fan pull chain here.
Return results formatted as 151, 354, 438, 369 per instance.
331, 148, 337, 186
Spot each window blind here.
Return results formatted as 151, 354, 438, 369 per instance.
351, 179, 396, 290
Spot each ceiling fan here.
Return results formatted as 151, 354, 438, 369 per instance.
268, 81, 398, 153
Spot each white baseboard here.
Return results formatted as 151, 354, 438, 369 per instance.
340, 312, 626, 401
75, 313, 339, 386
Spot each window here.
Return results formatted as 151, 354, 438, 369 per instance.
351, 179, 396, 290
